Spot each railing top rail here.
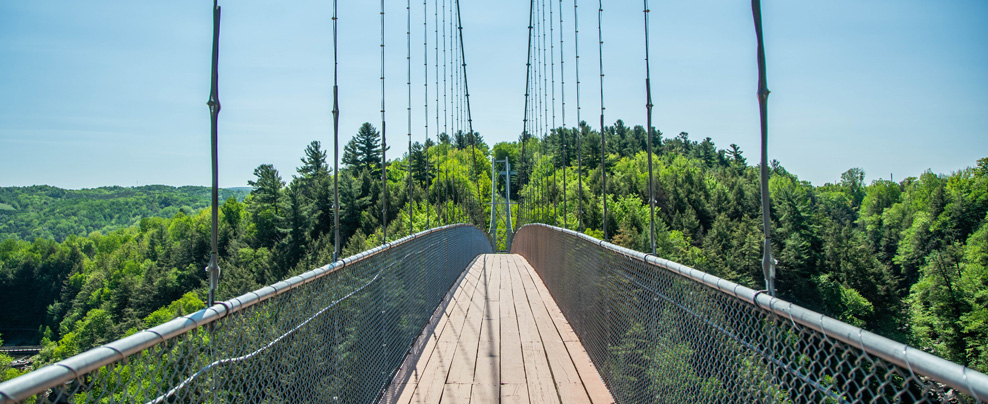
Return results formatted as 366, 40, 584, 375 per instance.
513, 223, 988, 401
0, 223, 487, 403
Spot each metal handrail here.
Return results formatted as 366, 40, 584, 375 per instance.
513, 223, 988, 403
0, 224, 492, 403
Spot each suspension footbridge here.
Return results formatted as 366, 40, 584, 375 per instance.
1, 0, 987, 403
2, 225, 986, 403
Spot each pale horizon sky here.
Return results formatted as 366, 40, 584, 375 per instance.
1, 1, 986, 190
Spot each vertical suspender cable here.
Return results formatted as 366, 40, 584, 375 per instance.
517, 0, 535, 230
381, 0, 389, 242
534, 1, 541, 222
206, 0, 221, 307
574, 0, 584, 232
535, 0, 542, 222
597, 0, 607, 241
539, 0, 549, 223
752, 0, 776, 296
544, 0, 550, 224
532, 3, 539, 224
540, 0, 547, 223
538, 0, 545, 223
454, 0, 481, 223
541, 0, 548, 223
407, 0, 413, 236
550, 0, 557, 226
559, 0, 567, 228
332, 0, 341, 260
443, 0, 451, 224
424, 0, 431, 230
442, 0, 449, 224
643, 0, 656, 254
435, 0, 441, 226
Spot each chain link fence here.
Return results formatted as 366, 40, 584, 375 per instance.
0, 224, 492, 404
512, 224, 988, 404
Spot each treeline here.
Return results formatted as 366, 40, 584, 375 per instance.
0, 123, 494, 382
505, 122, 987, 373
0, 119, 985, 385
0, 185, 249, 242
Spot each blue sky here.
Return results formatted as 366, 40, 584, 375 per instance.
1, 0, 985, 189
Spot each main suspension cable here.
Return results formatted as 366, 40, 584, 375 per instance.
447, 0, 458, 222
455, 0, 482, 222
451, 1, 461, 222
644, 0, 656, 254
517, 0, 535, 229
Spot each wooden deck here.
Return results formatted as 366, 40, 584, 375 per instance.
380, 254, 614, 404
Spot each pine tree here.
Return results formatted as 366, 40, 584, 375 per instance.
248, 164, 284, 214
298, 141, 328, 180
342, 123, 385, 175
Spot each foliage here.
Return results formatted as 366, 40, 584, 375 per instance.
513, 121, 985, 373
1, 118, 984, 385
0, 185, 249, 242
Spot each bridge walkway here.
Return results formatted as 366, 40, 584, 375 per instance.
380, 254, 613, 404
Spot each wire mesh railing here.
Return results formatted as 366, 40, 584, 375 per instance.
0, 224, 492, 404
512, 224, 988, 404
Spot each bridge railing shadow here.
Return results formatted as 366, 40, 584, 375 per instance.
512, 223, 988, 404
0, 224, 492, 404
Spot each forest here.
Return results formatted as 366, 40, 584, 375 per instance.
1, 120, 985, 385
0, 185, 249, 242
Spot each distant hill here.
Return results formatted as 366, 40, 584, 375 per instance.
0, 185, 250, 242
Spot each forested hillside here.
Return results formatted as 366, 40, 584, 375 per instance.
0, 185, 250, 242
1, 120, 985, 383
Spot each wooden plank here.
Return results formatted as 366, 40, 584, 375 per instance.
385, 256, 480, 404
485, 253, 501, 302
561, 342, 615, 404
399, 258, 487, 404
472, 257, 501, 403
501, 383, 531, 404
508, 257, 561, 404
521, 341, 561, 404
500, 256, 527, 387
517, 256, 615, 404
385, 254, 615, 404
469, 381, 498, 403
523, 264, 580, 343
439, 383, 472, 403
510, 259, 541, 344
446, 256, 489, 384
515, 260, 589, 404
